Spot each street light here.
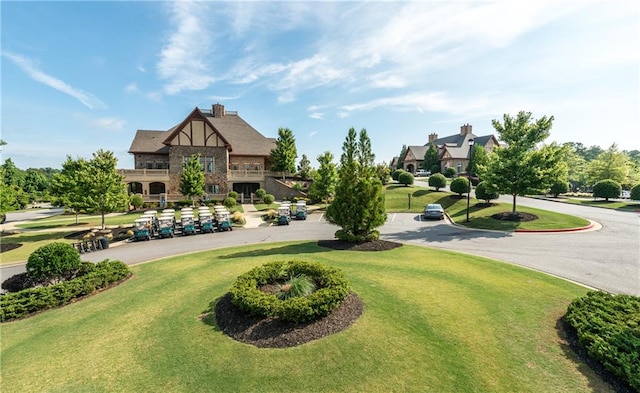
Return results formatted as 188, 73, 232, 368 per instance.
466, 139, 475, 222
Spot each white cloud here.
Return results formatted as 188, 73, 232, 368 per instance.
340, 92, 485, 115
309, 113, 323, 120
309, 131, 317, 138
157, 2, 216, 94
2, 51, 106, 109
125, 82, 139, 93
91, 117, 126, 131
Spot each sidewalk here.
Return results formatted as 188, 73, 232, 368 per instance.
241, 204, 269, 228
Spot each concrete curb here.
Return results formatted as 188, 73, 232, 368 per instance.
514, 221, 596, 233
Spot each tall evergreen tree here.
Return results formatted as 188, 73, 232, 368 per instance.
466, 144, 488, 177
269, 127, 297, 180
309, 151, 338, 207
325, 128, 386, 242
422, 142, 439, 171
180, 153, 206, 204
296, 154, 313, 180
396, 145, 407, 169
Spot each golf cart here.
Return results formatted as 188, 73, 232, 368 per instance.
215, 210, 233, 231
181, 214, 196, 236
277, 204, 291, 225
134, 217, 154, 241
157, 214, 175, 238
294, 201, 307, 220
198, 212, 214, 233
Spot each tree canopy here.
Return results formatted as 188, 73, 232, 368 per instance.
586, 144, 631, 186
308, 151, 337, 206
180, 153, 206, 203
269, 127, 297, 179
422, 143, 439, 171
296, 154, 313, 180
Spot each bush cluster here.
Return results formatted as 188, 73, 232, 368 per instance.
1, 260, 131, 322
26, 242, 82, 285
564, 291, 640, 391
450, 177, 470, 195
398, 171, 414, 186
593, 179, 621, 200
631, 184, 640, 201
229, 260, 350, 323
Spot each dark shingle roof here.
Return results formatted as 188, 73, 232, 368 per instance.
128, 130, 170, 154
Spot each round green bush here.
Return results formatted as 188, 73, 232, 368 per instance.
263, 194, 275, 206
392, 169, 405, 181
475, 181, 499, 203
593, 179, 621, 201
450, 177, 470, 195
398, 171, 414, 186
549, 180, 569, 197
443, 167, 457, 178
255, 188, 266, 200
428, 173, 447, 191
228, 191, 239, 200
630, 184, 640, 201
229, 260, 350, 323
26, 242, 82, 284
223, 197, 237, 209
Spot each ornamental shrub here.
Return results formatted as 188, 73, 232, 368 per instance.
430, 164, 441, 174
549, 180, 570, 197
630, 184, 640, 201
443, 167, 457, 178
255, 188, 266, 200
593, 179, 621, 201
398, 171, 414, 186
228, 191, 239, 200
564, 291, 640, 391
475, 181, 500, 203
450, 177, 470, 196
229, 260, 350, 323
231, 211, 246, 225
428, 173, 447, 191
223, 197, 237, 209
26, 242, 82, 285
263, 194, 275, 207
392, 169, 405, 181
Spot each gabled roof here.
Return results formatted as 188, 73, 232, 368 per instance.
404, 145, 429, 161
162, 107, 232, 151
128, 130, 170, 154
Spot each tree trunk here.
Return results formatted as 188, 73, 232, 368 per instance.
101, 211, 106, 230
75, 210, 79, 225
512, 194, 517, 215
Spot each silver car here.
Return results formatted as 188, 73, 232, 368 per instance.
422, 203, 444, 220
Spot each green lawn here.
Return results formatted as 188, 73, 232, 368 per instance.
385, 184, 590, 231
562, 198, 640, 211
0, 242, 611, 393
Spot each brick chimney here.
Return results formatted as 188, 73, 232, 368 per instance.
212, 103, 225, 118
428, 133, 438, 144
460, 124, 472, 135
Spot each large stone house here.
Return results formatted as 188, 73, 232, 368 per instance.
120, 103, 298, 203
400, 124, 500, 174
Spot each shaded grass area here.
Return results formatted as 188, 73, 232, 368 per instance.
0, 231, 77, 265
562, 198, 640, 211
385, 185, 590, 231
0, 242, 613, 393
15, 211, 144, 230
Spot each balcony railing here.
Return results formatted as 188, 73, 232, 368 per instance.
118, 169, 169, 177
227, 169, 266, 180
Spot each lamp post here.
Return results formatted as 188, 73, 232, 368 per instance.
466, 139, 475, 222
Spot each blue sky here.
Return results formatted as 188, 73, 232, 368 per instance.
2, 1, 638, 170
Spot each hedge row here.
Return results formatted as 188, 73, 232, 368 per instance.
564, 291, 640, 391
229, 260, 350, 323
1, 260, 131, 322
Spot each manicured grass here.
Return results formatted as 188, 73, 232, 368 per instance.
563, 198, 640, 211
0, 242, 612, 393
0, 231, 78, 265
15, 211, 144, 230
385, 184, 590, 231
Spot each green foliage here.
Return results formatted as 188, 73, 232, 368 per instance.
422, 143, 439, 171
430, 164, 441, 174
276, 274, 317, 300
443, 167, 457, 178
481, 111, 556, 214
587, 144, 632, 186
475, 181, 500, 203
308, 151, 337, 205
130, 194, 144, 209
228, 191, 239, 200
26, 242, 82, 284
180, 153, 205, 201
450, 177, 470, 195
392, 168, 405, 181
398, 171, 414, 186
1, 260, 131, 322
296, 154, 313, 180
229, 260, 349, 323
428, 173, 447, 191
263, 194, 275, 207
396, 145, 407, 169
325, 128, 386, 242
50, 155, 92, 223
223, 197, 237, 209
592, 179, 621, 201
293, 182, 303, 192
564, 291, 640, 391
375, 163, 391, 185
467, 145, 488, 177
269, 127, 298, 178
549, 180, 569, 197
631, 184, 640, 201
255, 188, 266, 200
84, 150, 129, 229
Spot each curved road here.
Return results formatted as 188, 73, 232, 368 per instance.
2, 198, 638, 295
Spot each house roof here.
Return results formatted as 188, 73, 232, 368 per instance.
404, 145, 429, 161
128, 107, 275, 157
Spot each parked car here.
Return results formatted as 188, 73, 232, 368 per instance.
621, 190, 630, 199
415, 169, 431, 177
422, 203, 445, 220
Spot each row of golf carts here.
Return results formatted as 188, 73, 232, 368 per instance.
133, 206, 232, 241
277, 200, 307, 225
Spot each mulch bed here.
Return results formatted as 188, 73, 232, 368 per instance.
213, 291, 364, 348
0, 243, 22, 253
317, 239, 402, 251
64, 227, 133, 241
491, 212, 538, 222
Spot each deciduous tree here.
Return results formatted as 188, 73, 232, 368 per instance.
83, 150, 128, 229
586, 144, 631, 187
309, 151, 337, 207
296, 154, 312, 180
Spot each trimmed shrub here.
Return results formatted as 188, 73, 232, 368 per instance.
1, 260, 131, 322
231, 211, 246, 225
398, 172, 414, 186
428, 173, 447, 191
550, 180, 570, 197
392, 169, 405, 181
630, 184, 640, 201
228, 191, 239, 200
130, 194, 144, 210
443, 167, 457, 178
450, 177, 470, 196
593, 179, 621, 201
263, 194, 275, 207
475, 181, 499, 203
26, 242, 82, 285
430, 164, 441, 174
255, 188, 266, 200
564, 291, 640, 391
293, 183, 303, 192
229, 260, 350, 323
223, 197, 237, 209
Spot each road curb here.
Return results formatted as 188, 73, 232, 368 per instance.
514, 221, 597, 233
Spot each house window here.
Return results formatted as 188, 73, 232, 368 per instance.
146, 162, 154, 169
244, 164, 250, 170
206, 184, 220, 194
155, 162, 169, 170
232, 164, 239, 170
456, 162, 462, 173
253, 164, 261, 170
206, 157, 214, 173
